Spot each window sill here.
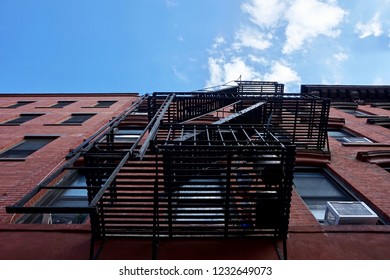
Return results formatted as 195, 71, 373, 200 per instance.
0, 124, 21, 126
355, 115, 387, 119
342, 143, 390, 147
81, 106, 112, 108
35, 106, 64, 109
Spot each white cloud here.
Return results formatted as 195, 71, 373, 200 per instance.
248, 54, 268, 65
212, 36, 226, 49
355, 13, 383, 38
224, 57, 262, 81
232, 27, 273, 51
241, 0, 286, 28
333, 52, 349, 62
206, 58, 225, 87
283, 0, 347, 54
206, 57, 262, 87
264, 61, 301, 87
205, 0, 347, 90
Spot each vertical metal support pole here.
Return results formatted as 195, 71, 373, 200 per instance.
293, 100, 298, 143
152, 151, 159, 260
283, 145, 295, 260
99, 200, 106, 240
224, 153, 232, 237
308, 100, 315, 138
167, 153, 173, 238
320, 99, 330, 150
89, 208, 98, 260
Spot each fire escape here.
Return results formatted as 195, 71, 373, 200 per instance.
6, 81, 330, 260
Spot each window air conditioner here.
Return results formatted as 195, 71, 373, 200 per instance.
324, 201, 378, 225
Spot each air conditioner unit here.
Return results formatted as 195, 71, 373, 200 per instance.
324, 201, 378, 225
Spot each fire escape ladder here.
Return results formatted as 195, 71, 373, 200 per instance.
5, 84, 333, 261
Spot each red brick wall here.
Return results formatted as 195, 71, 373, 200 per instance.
0, 94, 139, 223
290, 105, 390, 228
325, 106, 390, 221
1, 95, 389, 229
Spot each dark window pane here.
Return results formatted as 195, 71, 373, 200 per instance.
6, 101, 35, 108
294, 173, 348, 198
0, 137, 56, 159
340, 109, 374, 116
293, 170, 354, 221
50, 101, 75, 108
44, 174, 88, 224
20, 173, 88, 224
5, 114, 43, 124
62, 114, 95, 124
93, 101, 116, 108
328, 130, 353, 138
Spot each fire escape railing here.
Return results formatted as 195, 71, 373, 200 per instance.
65, 94, 149, 159
6, 83, 332, 261
151, 124, 295, 259
6, 94, 149, 215
136, 93, 175, 159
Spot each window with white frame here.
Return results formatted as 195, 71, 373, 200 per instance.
328, 129, 372, 143
293, 168, 355, 222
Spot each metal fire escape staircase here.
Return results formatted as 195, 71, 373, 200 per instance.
6, 81, 330, 260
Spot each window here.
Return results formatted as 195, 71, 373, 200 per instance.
62, 113, 95, 124
2, 101, 35, 108
45, 174, 88, 224
293, 168, 355, 222
0, 136, 57, 159
50, 101, 75, 108
2, 114, 43, 125
19, 172, 89, 224
328, 129, 372, 143
113, 129, 143, 143
340, 109, 374, 117
93, 101, 116, 108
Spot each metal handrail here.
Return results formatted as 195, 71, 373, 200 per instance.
66, 94, 148, 159
136, 93, 175, 159
89, 152, 130, 207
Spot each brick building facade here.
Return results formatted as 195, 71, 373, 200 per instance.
0, 83, 389, 260
0, 94, 138, 223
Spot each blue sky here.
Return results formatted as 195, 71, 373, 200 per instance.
0, 0, 389, 94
